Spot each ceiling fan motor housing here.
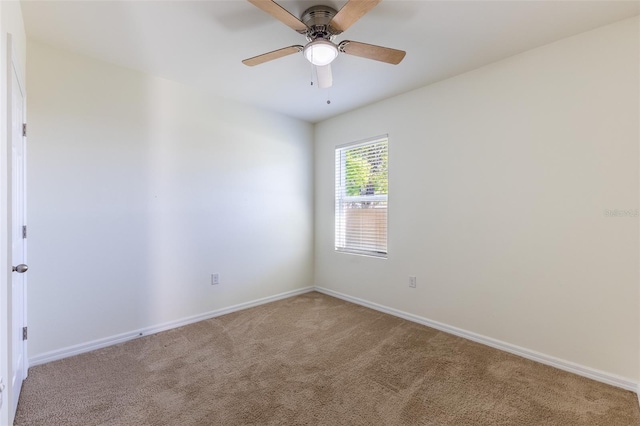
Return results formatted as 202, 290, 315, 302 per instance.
302, 5, 339, 41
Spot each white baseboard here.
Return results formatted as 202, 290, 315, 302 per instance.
314, 286, 639, 393
28, 284, 639, 396
29, 286, 314, 366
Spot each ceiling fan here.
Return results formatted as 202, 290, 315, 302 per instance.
242, 0, 406, 88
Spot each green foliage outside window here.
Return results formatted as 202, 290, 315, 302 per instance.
345, 143, 388, 197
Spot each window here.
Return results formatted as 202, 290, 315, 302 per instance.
335, 136, 388, 257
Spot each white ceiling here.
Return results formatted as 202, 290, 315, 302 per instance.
22, 0, 640, 123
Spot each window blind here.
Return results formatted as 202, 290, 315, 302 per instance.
335, 137, 388, 257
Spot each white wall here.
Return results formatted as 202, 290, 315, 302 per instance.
315, 17, 639, 382
26, 41, 314, 359
0, 1, 26, 424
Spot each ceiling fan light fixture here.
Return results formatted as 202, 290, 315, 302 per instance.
304, 39, 338, 66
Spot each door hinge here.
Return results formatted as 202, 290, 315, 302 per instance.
22, 327, 27, 340
22, 123, 26, 137
22, 225, 27, 239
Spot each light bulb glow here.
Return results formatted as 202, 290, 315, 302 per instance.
304, 40, 338, 66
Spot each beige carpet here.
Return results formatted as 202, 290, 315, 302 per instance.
14, 292, 640, 425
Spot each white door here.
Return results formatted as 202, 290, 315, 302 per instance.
10, 57, 27, 417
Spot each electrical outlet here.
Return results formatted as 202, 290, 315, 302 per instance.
211, 273, 220, 285
409, 276, 417, 288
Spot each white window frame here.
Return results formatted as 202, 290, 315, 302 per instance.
335, 135, 388, 258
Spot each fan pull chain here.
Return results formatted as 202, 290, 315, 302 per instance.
327, 87, 331, 105
310, 62, 315, 86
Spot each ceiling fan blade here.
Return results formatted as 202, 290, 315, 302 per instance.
316, 64, 333, 89
329, 0, 382, 33
242, 45, 303, 67
338, 41, 406, 65
247, 0, 308, 33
